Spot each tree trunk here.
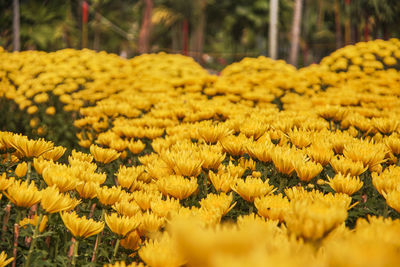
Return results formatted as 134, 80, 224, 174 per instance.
81, 1, 89, 49
334, 0, 342, 49
344, 0, 351, 45
13, 0, 20, 51
269, 0, 279, 59
93, 12, 101, 51
316, 0, 324, 31
289, 0, 303, 66
172, 21, 182, 52
189, 0, 206, 62
182, 19, 189, 56
364, 14, 369, 41
138, 0, 153, 54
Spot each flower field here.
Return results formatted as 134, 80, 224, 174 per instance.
1, 38, 400, 266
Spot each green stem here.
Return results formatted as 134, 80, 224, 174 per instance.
383, 203, 389, 218
25, 213, 43, 267
91, 209, 105, 263
112, 238, 121, 263
72, 239, 79, 267
25, 161, 32, 183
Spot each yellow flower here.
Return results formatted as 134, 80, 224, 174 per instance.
139, 232, 187, 267
116, 166, 144, 191
60, 211, 104, 239
327, 173, 364, 195
19, 214, 48, 233
305, 142, 334, 166
156, 175, 198, 200
120, 230, 141, 251
112, 199, 141, 217
96, 186, 122, 206
4, 180, 41, 208
254, 193, 289, 222
330, 156, 368, 176
161, 150, 203, 177
292, 157, 323, 182
33, 157, 50, 175
208, 170, 237, 193
271, 147, 295, 175
41, 185, 81, 213
70, 149, 94, 162
284, 197, 348, 240
105, 213, 140, 237
196, 123, 233, 143
137, 211, 165, 236
198, 145, 226, 170
0, 173, 14, 191
0, 251, 13, 267
27, 105, 38, 114
14, 162, 28, 177
372, 165, 400, 196
231, 176, 275, 202
245, 141, 273, 163
90, 144, 121, 164
42, 166, 79, 192
384, 190, 400, 213
343, 141, 387, 170
75, 181, 99, 199
150, 197, 181, 218
9, 134, 54, 158
104, 261, 145, 267
45, 106, 56, 115
219, 135, 245, 156
127, 140, 146, 154
199, 193, 236, 215
42, 146, 66, 161
132, 191, 162, 211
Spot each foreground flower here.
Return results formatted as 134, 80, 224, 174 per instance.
90, 144, 121, 164
41, 185, 81, 213
0, 251, 13, 267
104, 261, 145, 267
60, 211, 104, 239
139, 232, 187, 267
284, 197, 348, 241
4, 180, 41, 208
105, 213, 140, 237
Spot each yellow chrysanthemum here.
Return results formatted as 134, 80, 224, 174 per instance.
60, 211, 104, 239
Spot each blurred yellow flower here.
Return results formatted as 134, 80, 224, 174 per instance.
0, 251, 13, 267
19, 214, 48, 233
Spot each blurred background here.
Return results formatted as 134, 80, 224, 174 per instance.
1, 0, 400, 69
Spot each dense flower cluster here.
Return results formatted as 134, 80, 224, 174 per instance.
1, 39, 400, 266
